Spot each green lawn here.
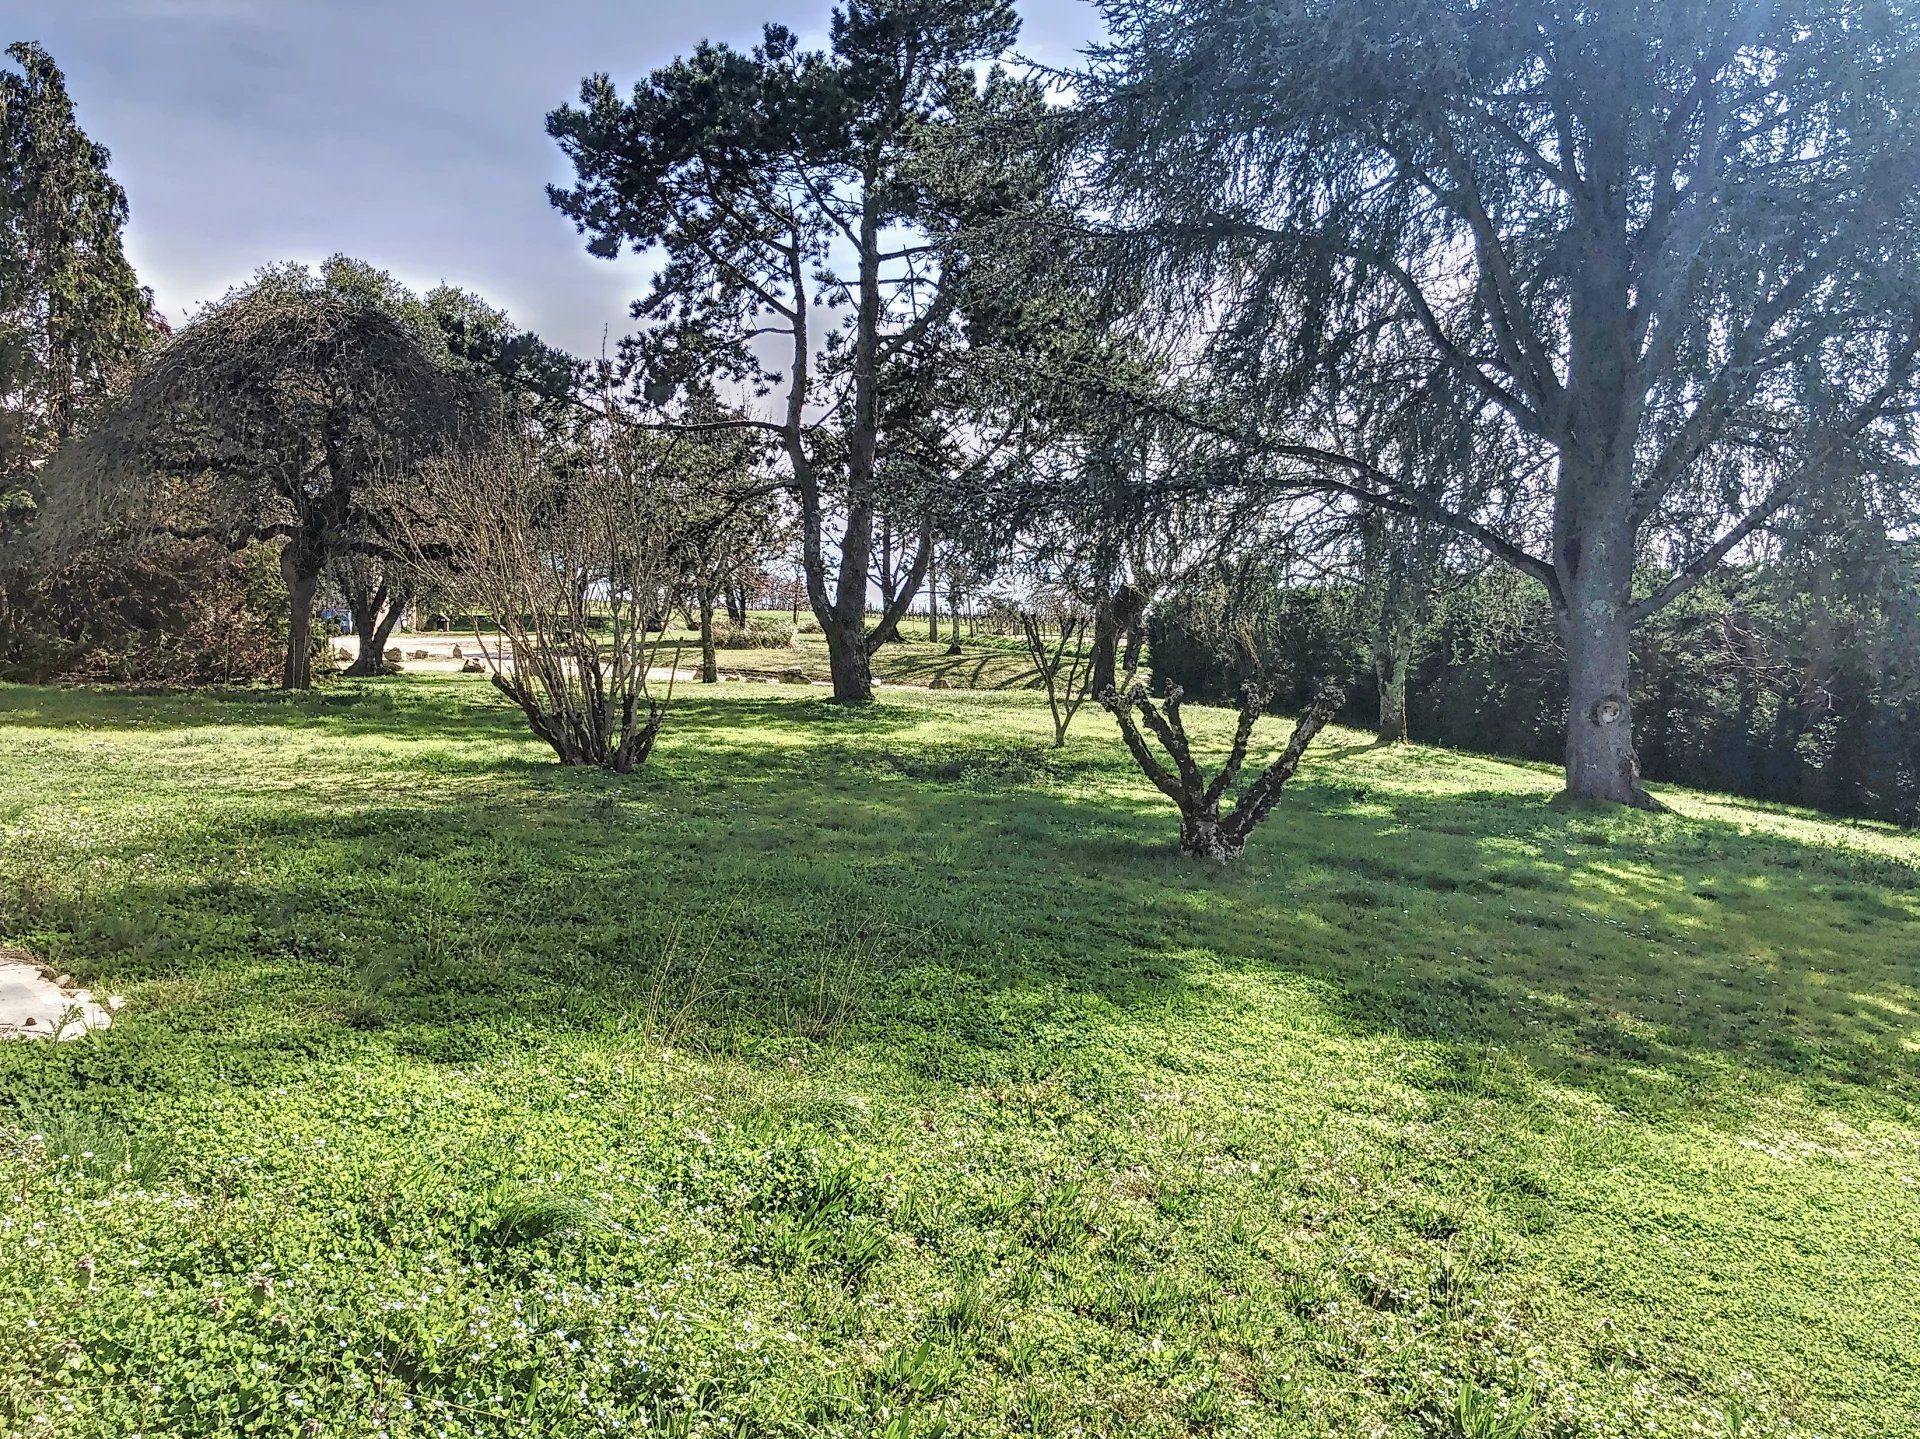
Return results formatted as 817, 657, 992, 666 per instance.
0, 677, 1915, 1438
706, 626, 1051, 689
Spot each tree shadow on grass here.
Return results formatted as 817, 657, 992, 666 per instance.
11, 689, 1916, 1134
0, 681, 937, 755
878, 649, 1046, 691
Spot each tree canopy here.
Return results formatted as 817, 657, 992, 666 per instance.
1080, 0, 1920, 804
547, 0, 1029, 701
0, 41, 152, 533
41, 269, 481, 687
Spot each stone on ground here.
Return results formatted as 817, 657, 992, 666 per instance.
0, 948, 116, 1041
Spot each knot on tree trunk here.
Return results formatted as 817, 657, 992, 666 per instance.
1102, 677, 1343, 862
1589, 695, 1627, 726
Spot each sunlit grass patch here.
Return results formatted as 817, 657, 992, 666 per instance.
0, 677, 1915, 1436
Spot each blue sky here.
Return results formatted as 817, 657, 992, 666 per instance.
15, 0, 1102, 358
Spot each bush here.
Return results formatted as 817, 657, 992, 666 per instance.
1148, 564, 1920, 827
714, 617, 797, 649
0, 538, 292, 686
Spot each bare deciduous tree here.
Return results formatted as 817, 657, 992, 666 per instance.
394, 427, 687, 773
1019, 603, 1094, 748
1102, 680, 1342, 861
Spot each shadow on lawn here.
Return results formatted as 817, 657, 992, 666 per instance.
0, 680, 940, 751
9, 682, 1918, 1124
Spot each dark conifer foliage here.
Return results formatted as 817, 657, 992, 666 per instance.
1081, 0, 1920, 806
547, 0, 1024, 702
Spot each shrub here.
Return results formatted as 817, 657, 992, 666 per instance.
390, 428, 685, 773
0, 538, 293, 686
714, 617, 796, 649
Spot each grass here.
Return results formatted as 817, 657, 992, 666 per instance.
668, 617, 1055, 688
0, 675, 1915, 1438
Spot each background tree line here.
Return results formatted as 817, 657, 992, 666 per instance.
6, 0, 1920, 844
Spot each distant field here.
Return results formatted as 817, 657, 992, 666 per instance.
1, 677, 1915, 1438
337, 618, 1057, 690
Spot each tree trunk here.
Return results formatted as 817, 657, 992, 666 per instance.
1179, 810, 1240, 862
825, 618, 873, 703
699, 588, 718, 683
1373, 612, 1413, 743
870, 523, 924, 648
344, 585, 406, 678
926, 549, 940, 643
1559, 598, 1655, 807
281, 550, 320, 691
1090, 584, 1148, 696
346, 606, 381, 676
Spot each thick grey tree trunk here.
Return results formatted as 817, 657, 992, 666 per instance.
1558, 597, 1651, 806
825, 619, 873, 703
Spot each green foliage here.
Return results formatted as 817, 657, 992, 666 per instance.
1150, 557, 1920, 827
1147, 576, 1370, 714
0, 677, 1914, 1435
0, 42, 152, 500
0, 537, 287, 685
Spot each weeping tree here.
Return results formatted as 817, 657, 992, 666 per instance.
310, 257, 582, 675
39, 272, 473, 688
1083, 0, 1920, 807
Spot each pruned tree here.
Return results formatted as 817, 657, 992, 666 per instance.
1019, 601, 1094, 746
1102, 679, 1343, 861
392, 425, 687, 773
1084, 0, 1920, 807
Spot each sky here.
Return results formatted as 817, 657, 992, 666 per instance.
14, 0, 1103, 359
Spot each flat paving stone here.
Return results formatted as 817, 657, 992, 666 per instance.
0, 948, 115, 1041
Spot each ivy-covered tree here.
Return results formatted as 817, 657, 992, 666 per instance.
547, 0, 1022, 702
1084, 0, 1920, 807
